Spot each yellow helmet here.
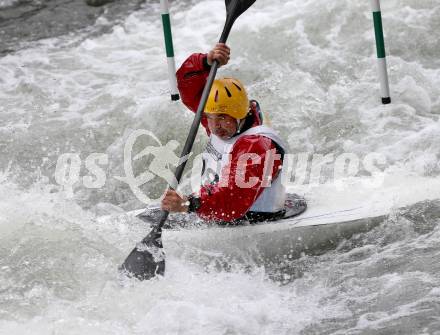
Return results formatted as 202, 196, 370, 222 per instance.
205, 78, 249, 119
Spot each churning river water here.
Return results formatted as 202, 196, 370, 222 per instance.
1, 0, 440, 334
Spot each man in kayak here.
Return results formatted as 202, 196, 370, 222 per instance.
161, 43, 287, 223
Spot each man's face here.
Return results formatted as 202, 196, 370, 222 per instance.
206, 113, 238, 140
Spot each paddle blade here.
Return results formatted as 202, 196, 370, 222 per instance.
119, 228, 165, 280
220, 0, 256, 43
225, 0, 256, 20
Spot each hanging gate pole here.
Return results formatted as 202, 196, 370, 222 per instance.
370, 0, 391, 104
160, 0, 180, 101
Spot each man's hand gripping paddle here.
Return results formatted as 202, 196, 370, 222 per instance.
119, 0, 257, 281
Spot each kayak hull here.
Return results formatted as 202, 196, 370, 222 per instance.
158, 209, 387, 268
132, 196, 388, 268
103, 175, 440, 272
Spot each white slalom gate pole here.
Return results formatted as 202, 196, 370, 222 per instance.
160, 0, 180, 101
370, 0, 391, 104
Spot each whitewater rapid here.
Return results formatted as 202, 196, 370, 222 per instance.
1, 0, 440, 334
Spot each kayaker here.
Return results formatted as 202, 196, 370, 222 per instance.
161, 43, 288, 223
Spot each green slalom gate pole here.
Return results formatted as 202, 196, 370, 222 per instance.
160, 0, 180, 101
370, 0, 391, 104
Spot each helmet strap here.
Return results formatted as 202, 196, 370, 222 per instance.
235, 118, 246, 134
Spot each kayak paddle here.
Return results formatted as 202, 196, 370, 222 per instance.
119, 0, 257, 280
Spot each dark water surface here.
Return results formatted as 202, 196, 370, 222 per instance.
0, 0, 145, 55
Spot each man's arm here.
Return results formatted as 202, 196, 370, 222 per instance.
160, 136, 283, 219
176, 53, 210, 114
176, 44, 231, 133
195, 136, 283, 222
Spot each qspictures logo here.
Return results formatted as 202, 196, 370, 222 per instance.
54, 130, 190, 202
54, 129, 387, 204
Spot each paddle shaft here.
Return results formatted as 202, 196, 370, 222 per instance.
151, 11, 238, 235
120, 0, 256, 280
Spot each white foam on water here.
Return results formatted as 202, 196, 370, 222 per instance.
0, 180, 350, 335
